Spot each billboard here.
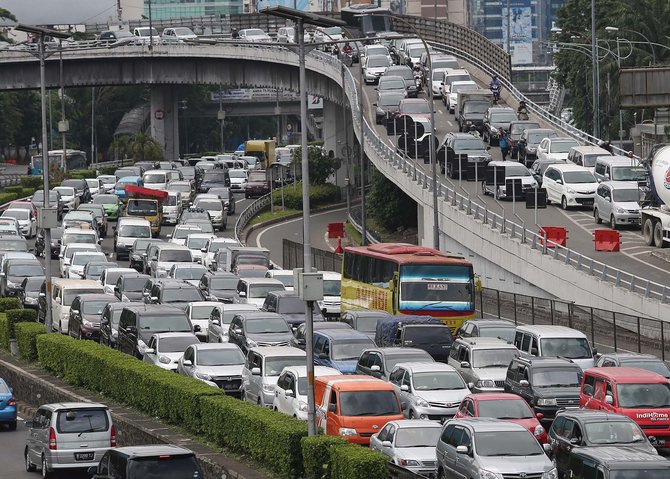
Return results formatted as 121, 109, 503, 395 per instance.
0, 0, 143, 25
501, 0, 533, 65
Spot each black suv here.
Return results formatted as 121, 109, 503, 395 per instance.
117, 304, 193, 358
260, 290, 324, 330
90, 445, 203, 479
504, 356, 582, 421
562, 446, 669, 479
60, 178, 91, 203
99, 302, 127, 348
198, 271, 239, 303
114, 273, 150, 302
548, 409, 657, 477
144, 280, 205, 311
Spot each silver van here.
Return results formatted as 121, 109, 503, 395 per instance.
593, 155, 647, 184
241, 346, 306, 407
514, 324, 596, 369
25, 402, 115, 477
594, 181, 641, 229
162, 191, 182, 225
566, 145, 611, 170
114, 217, 151, 260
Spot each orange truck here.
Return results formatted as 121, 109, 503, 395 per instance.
315, 375, 404, 445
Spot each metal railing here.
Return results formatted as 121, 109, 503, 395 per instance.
282, 238, 342, 272
233, 192, 271, 245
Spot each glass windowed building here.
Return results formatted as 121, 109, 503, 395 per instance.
146, 0, 244, 20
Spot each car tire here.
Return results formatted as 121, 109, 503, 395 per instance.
643, 218, 655, 246
594, 208, 602, 224
561, 196, 568, 210
653, 221, 666, 249
481, 181, 488, 195
25, 448, 36, 472
408, 410, 415, 419
610, 215, 618, 230
41, 455, 52, 479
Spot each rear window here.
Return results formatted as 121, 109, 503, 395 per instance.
128, 455, 202, 478
56, 408, 109, 434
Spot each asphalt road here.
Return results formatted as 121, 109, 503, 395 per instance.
0, 418, 36, 479
353, 63, 670, 288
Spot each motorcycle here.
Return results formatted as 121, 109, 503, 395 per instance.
490, 84, 501, 104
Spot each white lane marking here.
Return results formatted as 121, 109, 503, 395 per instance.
447, 120, 453, 127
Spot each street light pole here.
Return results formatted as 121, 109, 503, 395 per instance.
590, 0, 599, 137
357, 46, 367, 246
615, 36, 624, 149
59, 41, 67, 174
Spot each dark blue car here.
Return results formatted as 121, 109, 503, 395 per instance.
0, 377, 17, 430
312, 329, 376, 374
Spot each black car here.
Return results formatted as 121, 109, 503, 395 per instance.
199, 169, 230, 193
68, 293, 120, 341
518, 128, 559, 167
134, 240, 165, 275
549, 410, 658, 478
89, 445, 204, 479
207, 187, 236, 214
97, 29, 135, 45
60, 178, 91, 203
0, 259, 44, 297
441, 132, 492, 178
114, 273, 151, 302
595, 352, 670, 379
290, 321, 352, 349
384, 65, 418, 98
455, 318, 516, 343
198, 271, 239, 303
482, 106, 518, 146
562, 446, 670, 479
18, 276, 45, 309
530, 158, 566, 186
508, 120, 540, 159
228, 311, 293, 355
35, 227, 63, 259
374, 90, 405, 125
99, 302, 128, 348
144, 280, 205, 311
31, 189, 63, 220
504, 356, 582, 421
117, 304, 193, 358
260, 290, 324, 331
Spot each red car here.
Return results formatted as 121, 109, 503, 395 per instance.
454, 392, 548, 443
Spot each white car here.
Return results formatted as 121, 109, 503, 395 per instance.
317, 271, 341, 319
186, 301, 223, 342
537, 137, 581, 162
363, 55, 392, 84
202, 237, 238, 271
185, 233, 215, 264
132, 26, 160, 45
265, 269, 294, 292
363, 44, 391, 63
1, 208, 36, 238
312, 26, 343, 46
60, 243, 101, 278
162, 26, 197, 42
85, 178, 102, 197
67, 251, 108, 279
238, 28, 272, 43
543, 163, 599, 210
228, 169, 248, 192
273, 365, 341, 420
370, 420, 442, 476
177, 342, 245, 393
97, 175, 117, 194
143, 332, 200, 371
169, 224, 203, 246
447, 80, 478, 113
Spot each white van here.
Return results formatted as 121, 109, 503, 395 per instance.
566, 145, 612, 170
51, 278, 105, 333
163, 190, 182, 225
242, 346, 307, 407
318, 271, 342, 319
513, 325, 596, 369
142, 169, 170, 191
441, 69, 472, 98
114, 217, 151, 260
593, 155, 647, 184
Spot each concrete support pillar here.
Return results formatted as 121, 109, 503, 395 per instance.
417, 203, 425, 246
150, 85, 179, 160
322, 100, 347, 186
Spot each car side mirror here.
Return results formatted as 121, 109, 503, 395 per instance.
468, 382, 474, 389
370, 365, 381, 372
381, 440, 393, 448
234, 328, 242, 334
543, 443, 552, 453
56, 297, 62, 304
182, 359, 192, 366
238, 291, 246, 297
25, 421, 33, 428
373, 102, 377, 106
556, 180, 563, 185
114, 286, 119, 292
569, 437, 580, 445
605, 394, 613, 405
285, 389, 294, 397
211, 319, 220, 326
520, 379, 530, 387
150, 296, 158, 302
201, 247, 207, 253
39, 292, 46, 298
460, 361, 470, 369
400, 384, 409, 392
328, 403, 337, 413
101, 318, 109, 325
70, 309, 79, 315
536, 412, 544, 421
318, 352, 329, 359
456, 445, 469, 455
530, 348, 538, 356
0, 273, 5, 277
193, 325, 201, 332
144, 347, 155, 355
592, 348, 598, 356
251, 367, 261, 375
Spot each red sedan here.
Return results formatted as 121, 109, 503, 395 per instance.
454, 392, 548, 444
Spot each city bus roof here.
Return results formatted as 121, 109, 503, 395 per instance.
344, 242, 467, 264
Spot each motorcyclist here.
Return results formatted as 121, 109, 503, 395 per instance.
342, 42, 353, 55
517, 100, 529, 120
231, 28, 239, 39
489, 75, 502, 103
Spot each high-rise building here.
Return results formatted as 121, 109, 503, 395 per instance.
145, 0, 243, 20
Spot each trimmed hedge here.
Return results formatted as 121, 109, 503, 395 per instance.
0, 314, 8, 350
68, 170, 97, 179
4, 185, 24, 195
20, 176, 43, 189
302, 435, 348, 479
0, 298, 22, 312
329, 444, 389, 479
0, 192, 17, 205
0, 309, 38, 350
274, 183, 341, 210
15, 322, 46, 361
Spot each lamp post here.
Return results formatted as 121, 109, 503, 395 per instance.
590, 0, 598, 137
605, 26, 656, 64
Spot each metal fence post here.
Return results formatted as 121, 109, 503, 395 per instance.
496, 290, 501, 319
590, 308, 595, 347
550, 301, 555, 325
637, 317, 641, 353
662, 321, 666, 362
613, 312, 618, 351
479, 287, 485, 317
568, 303, 574, 329
531, 296, 535, 325
513, 293, 518, 325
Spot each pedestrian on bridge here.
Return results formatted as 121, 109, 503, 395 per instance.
499, 128, 511, 160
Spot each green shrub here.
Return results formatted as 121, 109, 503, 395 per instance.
100, 167, 117, 175
68, 170, 97, 179
274, 183, 340, 210
199, 395, 307, 478
15, 322, 45, 361
0, 314, 8, 350
329, 444, 388, 479
0, 192, 17, 205
4, 185, 24, 195
21, 187, 36, 197
0, 298, 22, 312
4, 309, 37, 346
302, 435, 348, 479
20, 176, 43, 189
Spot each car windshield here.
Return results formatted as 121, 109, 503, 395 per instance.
584, 420, 646, 445
197, 348, 244, 366
190, 304, 217, 319
380, 78, 405, 90
173, 266, 205, 280
490, 112, 518, 122
413, 371, 465, 390
246, 318, 289, 334
271, 274, 294, 287
355, 316, 380, 332
94, 195, 118, 205
387, 68, 413, 80
475, 430, 544, 456
127, 200, 158, 216
401, 102, 431, 114
505, 164, 531, 176
72, 253, 106, 266
275, 296, 304, 314
56, 408, 108, 434
65, 247, 96, 259
170, 183, 191, 193
452, 82, 477, 93
477, 399, 534, 419
563, 171, 596, 184
174, 227, 201, 239
79, 206, 103, 217
54, 187, 75, 197
196, 200, 222, 211
141, 314, 189, 331
402, 326, 453, 346
529, 132, 555, 143
123, 278, 148, 292
265, 357, 304, 376
366, 46, 387, 55
511, 123, 539, 135
208, 239, 234, 252
394, 426, 442, 447
612, 189, 641, 203
610, 471, 670, 479
8, 263, 43, 276
246, 29, 265, 36
3, 209, 28, 220
249, 284, 284, 298
158, 336, 197, 353
612, 166, 647, 182
127, 455, 201, 478
620, 360, 670, 377
540, 338, 592, 359
471, 348, 518, 368
550, 141, 579, 153
118, 225, 150, 238
617, 383, 670, 408
162, 287, 202, 303
339, 390, 400, 416
82, 300, 111, 315
229, 170, 247, 179
63, 289, 104, 306
399, 265, 474, 303
236, 255, 268, 267
453, 139, 486, 151
380, 93, 405, 107
367, 56, 390, 68
187, 222, 213, 234
203, 172, 226, 182
532, 367, 581, 387
24, 277, 45, 291
0, 239, 27, 251
132, 239, 153, 252
479, 326, 516, 342
464, 102, 489, 114
160, 250, 192, 263
323, 279, 341, 296
331, 339, 375, 360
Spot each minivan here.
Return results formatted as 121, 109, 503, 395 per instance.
580, 367, 670, 446
89, 444, 204, 479
50, 278, 105, 334
114, 217, 151, 260
564, 446, 670, 479
313, 329, 376, 374
440, 69, 471, 99
594, 181, 642, 228
514, 325, 596, 369
117, 304, 192, 359
162, 191, 182, 225
25, 402, 115, 477
593, 155, 648, 184
567, 145, 612, 170
241, 346, 306, 407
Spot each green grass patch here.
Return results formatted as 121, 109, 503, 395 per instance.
250, 208, 300, 226
345, 222, 362, 246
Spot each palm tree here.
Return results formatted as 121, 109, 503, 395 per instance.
128, 133, 163, 163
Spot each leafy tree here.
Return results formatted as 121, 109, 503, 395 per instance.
0, 8, 16, 22
290, 145, 340, 184
367, 168, 417, 231
128, 133, 163, 163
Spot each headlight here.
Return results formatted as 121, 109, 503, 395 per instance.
616, 207, 626, 214
196, 371, 212, 380
262, 383, 275, 393
465, 120, 472, 125
246, 338, 258, 348
542, 468, 559, 479
82, 319, 94, 328
399, 459, 420, 467
534, 424, 545, 436
298, 401, 308, 412
566, 187, 575, 194
416, 398, 429, 408
537, 398, 557, 406
25, 297, 37, 304
480, 470, 504, 479
159, 355, 172, 365
476, 380, 496, 389
137, 339, 147, 353
338, 427, 357, 437
489, 125, 497, 133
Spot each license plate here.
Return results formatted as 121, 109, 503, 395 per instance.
74, 452, 94, 461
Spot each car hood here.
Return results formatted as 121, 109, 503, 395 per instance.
366, 66, 387, 74
393, 447, 437, 462
534, 386, 581, 399
329, 359, 358, 374
279, 313, 307, 326
415, 389, 469, 405
164, 301, 190, 312
183, 279, 200, 287
491, 121, 513, 129
123, 291, 144, 301
546, 153, 569, 161
477, 455, 553, 474
246, 331, 294, 343
613, 201, 640, 210
82, 313, 103, 324
158, 352, 184, 362
454, 149, 490, 158
209, 289, 238, 300
194, 364, 244, 377
472, 367, 508, 381
566, 183, 598, 194
229, 178, 246, 184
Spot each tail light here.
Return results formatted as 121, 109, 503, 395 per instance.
7, 397, 16, 406
49, 427, 57, 450
110, 424, 117, 447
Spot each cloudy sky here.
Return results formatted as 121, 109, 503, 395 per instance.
1, 0, 143, 26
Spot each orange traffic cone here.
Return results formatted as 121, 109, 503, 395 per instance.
334, 237, 343, 254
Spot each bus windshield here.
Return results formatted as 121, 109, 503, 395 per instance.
399, 264, 473, 309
